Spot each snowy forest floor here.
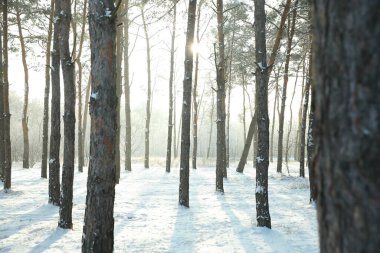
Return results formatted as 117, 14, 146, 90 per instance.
0, 161, 318, 253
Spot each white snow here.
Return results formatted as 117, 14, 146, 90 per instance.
90, 92, 98, 100
0, 162, 318, 252
104, 8, 112, 18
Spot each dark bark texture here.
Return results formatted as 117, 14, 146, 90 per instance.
49, 0, 61, 206
254, 0, 271, 229
82, 0, 117, 252
313, 1, 380, 252
3, 0, 12, 190
179, 0, 197, 208
216, 0, 227, 190
307, 85, 316, 203
58, 0, 76, 229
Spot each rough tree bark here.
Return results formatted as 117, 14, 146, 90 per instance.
82, 77, 91, 166
16, 9, 30, 169
166, 1, 177, 173
141, 5, 151, 169
237, 0, 291, 173
216, 0, 227, 188
307, 84, 316, 203
276, 1, 298, 173
82, 0, 117, 251
124, 0, 132, 172
76, 0, 88, 173
58, 0, 76, 229
254, 0, 271, 229
3, 0, 12, 190
313, 0, 380, 252
0, 24, 4, 181
49, 0, 61, 205
41, 0, 55, 178
179, 0, 197, 208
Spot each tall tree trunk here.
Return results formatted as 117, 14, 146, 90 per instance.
82, 1, 117, 251
179, 0, 197, 208
313, 1, 380, 251
141, 6, 151, 169
58, 0, 76, 229
299, 50, 311, 178
285, 4, 299, 170
276, 2, 298, 173
16, 9, 30, 169
286, 60, 302, 171
206, 92, 214, 159
294, 62, 306, 161
82, 77, 91, 167
41, 0, 55, 178
3, 0, 12, 190
242, 74, 247, 144
236, 0, 291, 173
307, 84, 316, 203
49, 0, 61, 205
216, 0, 227, 187
254, 0, 271, 229
192, 1, 201, 170
226, 85, 231, 168
76, 0, 88, 173
173, 83, 178, 159
166, 1, 177, 173
270, 66, 280, 163
0, 23, 4, 181
115, 13, 123, 182
124, 0, 132, 172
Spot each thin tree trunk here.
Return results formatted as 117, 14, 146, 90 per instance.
49, 0, 61, 205
41, 0, 55, 178
115, 13, 123, 182
82, 1, 117, 250
270, 67, 280, 163
254, 0, 271, 229
173, 82, 177, 159
82, 77, 91, 167
216, 0, 227, 186
58, 0, 76, 229
299, 50, 311, 178
226, 85, 231, 168
166, 1, 177, 173
206, 92, 214, 159
242, 74, 246, 144
276, 2, 298, 173
192, 1, 201, 170
236, 113, 256, 173
75, 0, 87, 173
313, 1, 380, 251
16, 9, 30, 169
285, 4, 299, 171
141, 5, 151, 169
0, 23, 4, 181
179, 0, 197, 207
236, 0, 291, 173
294, 62, 306, 161
3, 0, 12, 190
124, 0, 132, 172
76, 0, 87, 173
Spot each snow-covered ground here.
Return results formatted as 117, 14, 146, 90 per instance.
0, 161, 319, 253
